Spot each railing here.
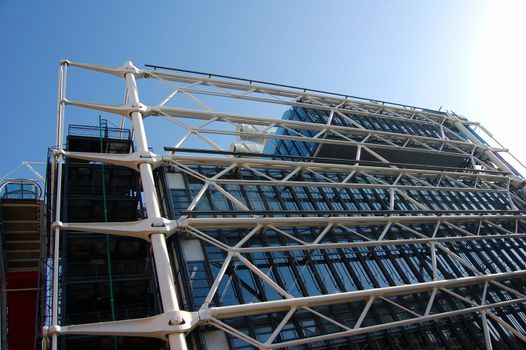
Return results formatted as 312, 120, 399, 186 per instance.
0, 179, 42, 200
68, 124, 130, 140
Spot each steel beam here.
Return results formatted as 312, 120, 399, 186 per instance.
61, 150, 511, 182
184, 214, 525, 229
155, 107, 499, 152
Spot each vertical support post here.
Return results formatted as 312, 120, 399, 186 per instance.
439, 124, 445, 139
124, 61, 188, 350
389, 188, 395, 210
51, 61, 67, 350
480, 281, 493, 350
431, 222, 440, 281
481, 311, 493, 350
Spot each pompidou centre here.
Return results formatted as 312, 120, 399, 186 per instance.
39, 61, 526, 350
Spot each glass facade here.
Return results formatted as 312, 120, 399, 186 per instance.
163, 105, 526, 349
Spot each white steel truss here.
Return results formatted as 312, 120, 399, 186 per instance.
44, 61, 526, 350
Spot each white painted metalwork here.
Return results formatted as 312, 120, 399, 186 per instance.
45, 61, 526, 350
1, 161, 46, 185
124, 61, 189, 350
49, 61, 66, 350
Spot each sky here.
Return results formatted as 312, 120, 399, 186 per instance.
1, 0, 525, 180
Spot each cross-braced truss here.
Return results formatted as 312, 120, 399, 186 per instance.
43, 61, 526, 350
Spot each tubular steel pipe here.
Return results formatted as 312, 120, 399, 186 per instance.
185, 214, 525, 229
50, 61, 67, 350
204, 270, 526, 320
124, 62, 188, 350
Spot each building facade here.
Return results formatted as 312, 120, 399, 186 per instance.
40, 61, 526, 350
160, 106, 526, 349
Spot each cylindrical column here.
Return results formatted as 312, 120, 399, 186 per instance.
51, 61, 67, 350
124, 62, 188, 350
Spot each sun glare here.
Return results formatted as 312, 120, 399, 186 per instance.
475, 1, 526, 163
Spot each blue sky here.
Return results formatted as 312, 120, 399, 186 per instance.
1, 0, 525, 178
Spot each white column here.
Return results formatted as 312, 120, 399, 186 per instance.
51, 62, 67, 350
124, 61, 188, 350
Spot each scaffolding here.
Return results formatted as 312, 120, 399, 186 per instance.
43, 60, 526, 350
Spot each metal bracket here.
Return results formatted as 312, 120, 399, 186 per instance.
53, 216, 184, 240
64, 99, 153, 118
68, 61, 147, 79
56, 150, 164, 170
43, 310, 199, 339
